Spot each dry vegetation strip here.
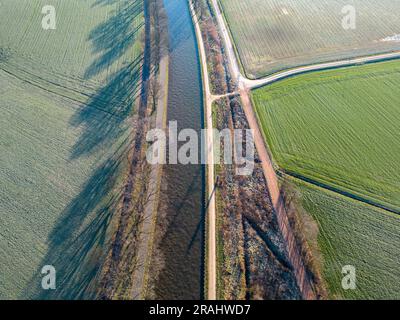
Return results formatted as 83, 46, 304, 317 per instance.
213, 98, 301, 299
194, 0, 324, 299
144, 0, 205, 300
252, 59, 400, 299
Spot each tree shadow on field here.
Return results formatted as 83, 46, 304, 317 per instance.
20, 0, 144, 299
84, 0, 144, 79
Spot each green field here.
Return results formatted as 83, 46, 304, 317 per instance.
253, 59, 400, 298
297, 182, 400, 299
219, 0, 400, 78
253, 60, 400, 213
0, 0, 143, 299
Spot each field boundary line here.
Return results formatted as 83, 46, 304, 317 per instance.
139, 56, 170, 300
245, 52, 400, 90
215, 1, 400, 82
130, 0, 170, 299
211, 0, 318, 299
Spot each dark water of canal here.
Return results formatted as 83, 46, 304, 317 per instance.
155, 0, 205, 299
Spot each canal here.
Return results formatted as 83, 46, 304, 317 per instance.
154, 0, 205, 299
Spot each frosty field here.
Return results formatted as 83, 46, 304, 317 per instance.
219, 0, 400, 78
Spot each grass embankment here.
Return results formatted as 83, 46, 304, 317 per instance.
253, 60, 400, 213
0, 0, 144, 299
219, 0, 400, 78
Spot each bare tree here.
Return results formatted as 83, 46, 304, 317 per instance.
148, 77, 160, 115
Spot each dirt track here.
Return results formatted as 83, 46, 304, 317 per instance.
208, 0, 317, 299
130, 54, 169, 299
189, 1, 217, 300
208, 0, 400, 300
192, 0, 314, 299
211, 0, 400, 90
